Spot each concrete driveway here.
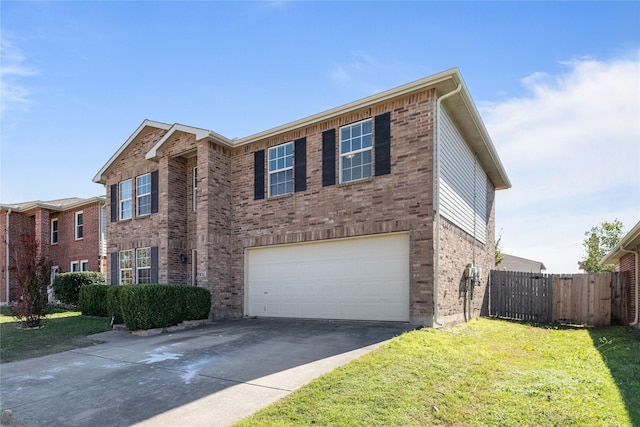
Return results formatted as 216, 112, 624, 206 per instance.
0, 318, 414, 427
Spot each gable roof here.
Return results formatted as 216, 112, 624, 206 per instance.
500, 253, 547, 272
600, 220, 640, 266
0, 196, 106, 213
93, 68, 511, 190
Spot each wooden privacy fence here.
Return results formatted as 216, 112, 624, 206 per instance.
489, 271, 629, 326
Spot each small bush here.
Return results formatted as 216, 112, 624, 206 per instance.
54, 272, 106, 305
78, 285, 109, 317
107, 286, 125, 324
119, 284, 211, 330
183, 286, 212, 320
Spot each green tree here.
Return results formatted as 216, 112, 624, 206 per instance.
580, 220, 625, 273
495, 234, 505, 267
9, 233, 52, 328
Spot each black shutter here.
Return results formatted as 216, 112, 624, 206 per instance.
110, 184, 117, 222
294, 137, 307, 192
150, 170, 159, 214
374, 112, 391, 176
322, 129, 336, 187
110, 252, 118, 285
151, 246, 158, 283
254, 150, 265, 200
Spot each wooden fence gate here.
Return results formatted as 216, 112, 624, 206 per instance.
489, 271, 628, 326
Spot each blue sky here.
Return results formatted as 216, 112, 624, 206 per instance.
1, 1, 639, 273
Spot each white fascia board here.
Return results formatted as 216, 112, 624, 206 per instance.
600, 220, 640, 266
233, 68, 461, 147
145, 124, 233, 161
93, 120, 172, 184
1, 196, 107, 213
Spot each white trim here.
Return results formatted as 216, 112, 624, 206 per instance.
74, 211, 84, 240
80, 260, 89, 271
136, 247, 151, 284
119, 179, 132, 220
70, 261, 80, 272
93, 120, 172, 184
339, 119, 373, 184
136, 173, 152, 217
51, 218, 59, 244
91, 69, 510, 190
267, 142, 294, 197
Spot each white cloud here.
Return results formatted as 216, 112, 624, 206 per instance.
0, 36, 39, 111
484, 53, 640, 273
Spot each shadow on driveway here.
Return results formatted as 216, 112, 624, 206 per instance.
1, 317, 414, 427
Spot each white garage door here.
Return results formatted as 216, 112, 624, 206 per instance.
245, 233, 410, 322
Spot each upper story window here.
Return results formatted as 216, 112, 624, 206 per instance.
74, 211, 83, 240
268, 142, 293, 197
136, 173, 151, 216
193, 167, 198, 211
51, 218, 58, 244
340, 119, 372, 183
119, 179, 132, 220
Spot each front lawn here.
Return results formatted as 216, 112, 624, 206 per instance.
0, 307, 112, 363
236, 318, 640, 426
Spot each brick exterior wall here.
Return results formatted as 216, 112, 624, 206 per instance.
1, 201, 104, 304
620, 250, 638, 327
102, 87, 498, 325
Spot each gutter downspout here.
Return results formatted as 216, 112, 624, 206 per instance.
433, 83, 462, 327
5, 209, 11, 305
620, 247, 639, 326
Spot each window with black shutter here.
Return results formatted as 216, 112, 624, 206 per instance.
254, 150, 265, 200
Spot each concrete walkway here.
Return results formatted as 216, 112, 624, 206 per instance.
1, 318, 413, 427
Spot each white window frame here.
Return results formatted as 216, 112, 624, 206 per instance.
70, 261, 80, 272
136, 173, 151, 217
80, 260, 89, 271
119, 179, 132, 220
51, 218, 58, 244
119, 249, 133, 286
268, 142, 293, 197
193, 167, 198, 211
339, 119, 373, 184
136, 247, 152, 284
74, 211, 83, 240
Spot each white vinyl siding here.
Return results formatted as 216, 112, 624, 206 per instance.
438, 108, 487, 244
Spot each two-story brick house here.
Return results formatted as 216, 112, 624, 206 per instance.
93, 68, 510, 326
1, 197, 107, 304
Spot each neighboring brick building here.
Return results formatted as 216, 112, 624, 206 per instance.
1, 197, 107, 304
93, 68, 511, 326
601, 220, 640, 328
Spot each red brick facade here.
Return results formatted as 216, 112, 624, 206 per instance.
95, 71, 510, 325
620, 250, 638, 326
0, 198, 106, 303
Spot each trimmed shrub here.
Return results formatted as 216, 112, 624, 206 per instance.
54, 272, 106, 305
107, 286, 125, 324
78, 285, 109, 317
183, 286, 212, 320
119, 284, 211, 330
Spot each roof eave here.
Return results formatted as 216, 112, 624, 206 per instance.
93, 120, 172, 184
145, 124, 233, 162
600, 220, 640, 266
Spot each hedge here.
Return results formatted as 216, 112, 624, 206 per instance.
54, 272, 106, 305
78, 284, 211, 330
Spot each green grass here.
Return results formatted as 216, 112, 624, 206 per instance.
0, 306, 112, 363
236, 318, 640, 427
